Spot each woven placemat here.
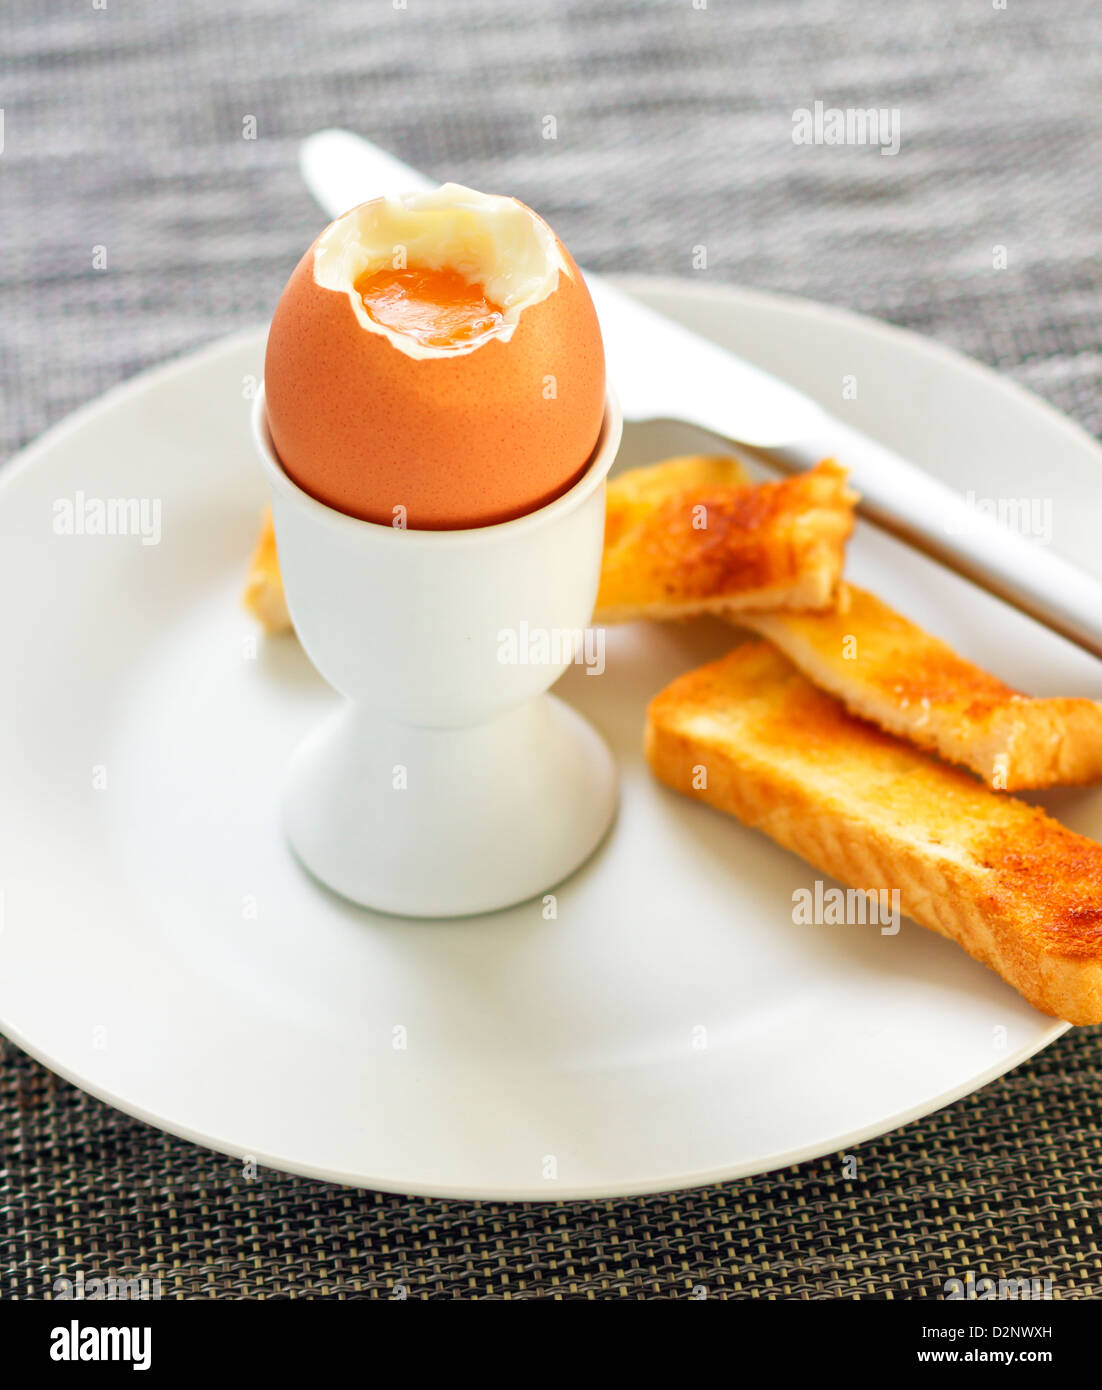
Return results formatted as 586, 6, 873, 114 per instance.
3, 1028, 1100, 1299
2, 0, 1101, 1298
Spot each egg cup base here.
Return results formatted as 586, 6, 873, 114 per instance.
282, 692, 618, 918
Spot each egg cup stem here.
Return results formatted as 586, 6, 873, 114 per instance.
282, 695, 617, 917
252, 386, 623, 918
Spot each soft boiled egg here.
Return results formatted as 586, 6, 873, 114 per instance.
263, 184, 606, 530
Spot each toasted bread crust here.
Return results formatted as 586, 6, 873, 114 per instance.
645, 641, 1102, 1023
242, 506, 292, 635
596, 458, 857, 624
738, 584, 1102, 790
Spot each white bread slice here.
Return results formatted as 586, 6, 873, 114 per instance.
646, 640, 1102, 1024
739, 584, 1102, 791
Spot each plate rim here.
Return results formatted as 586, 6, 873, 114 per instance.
0, 276, 1082, 1200
618, 274, 1102, 468
0, 1007, 1067, 1201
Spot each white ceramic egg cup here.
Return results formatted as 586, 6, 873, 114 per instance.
253, 385, 622, 918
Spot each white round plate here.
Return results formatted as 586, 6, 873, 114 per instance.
2, 278, 1098, 1201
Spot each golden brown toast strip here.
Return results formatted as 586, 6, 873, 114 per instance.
739, 584, 1102, 791
596, 458, 856, 623
243, 455, 857, 633
646, 641, 1102, 1024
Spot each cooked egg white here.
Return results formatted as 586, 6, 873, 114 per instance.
313, 184, 571, 359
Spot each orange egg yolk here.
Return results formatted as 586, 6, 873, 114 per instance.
354, 266, 505, 349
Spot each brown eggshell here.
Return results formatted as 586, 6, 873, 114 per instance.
263, 209, 606, 530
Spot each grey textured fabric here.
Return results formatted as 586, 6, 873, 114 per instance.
1, 0, 1100, 1299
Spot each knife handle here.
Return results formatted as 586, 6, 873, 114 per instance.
771, 423, 1102, 662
